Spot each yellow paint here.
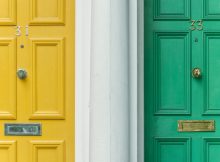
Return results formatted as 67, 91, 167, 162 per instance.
0, 0, 75, 162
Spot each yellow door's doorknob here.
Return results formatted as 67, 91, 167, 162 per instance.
17, 69, 27, 80
192, 68, 201, 78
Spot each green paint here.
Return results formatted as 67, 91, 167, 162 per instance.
145, 0, 220, 161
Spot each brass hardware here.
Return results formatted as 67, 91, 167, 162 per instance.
190, 20, 196, 31
17, 69, 27, 80
25, 25, 29, 36
5, 123, 41, 136
192, 68, 201, 78
14, 25, 29, 36
15, 26, 21, 36
178, 120, 215, 132
189, 20, 204, 31
197, 20, 203, 31
194, 38, 198, 42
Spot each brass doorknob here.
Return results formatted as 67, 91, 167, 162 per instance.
17, 69, 27, 80
192, 68, 201, 78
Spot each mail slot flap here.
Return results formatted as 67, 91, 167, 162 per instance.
178, 120, 215, 132
5, 123, 41, 136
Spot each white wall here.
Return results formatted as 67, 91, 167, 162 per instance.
76, 0, 144, 161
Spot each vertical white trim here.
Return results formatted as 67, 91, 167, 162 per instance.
137, 0, 144, 162
90, 0, 130, 161
110, 1, 130, 162
75, 0, 91, 161
129, 0, 138, 161
129, 0, 144, 162
90, 0, 111, 161
76, 0, 144, 161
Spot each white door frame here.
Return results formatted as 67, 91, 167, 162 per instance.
75, 0, 144, 161
75, 0, 91, 161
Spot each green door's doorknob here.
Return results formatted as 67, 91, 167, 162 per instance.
17, 69, 27, 80
192, 68, 201, 78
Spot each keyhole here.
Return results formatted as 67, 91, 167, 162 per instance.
195, 38, 198, 42
20, 44, 24, 48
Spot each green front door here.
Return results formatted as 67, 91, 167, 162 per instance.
145, 0, 220, 162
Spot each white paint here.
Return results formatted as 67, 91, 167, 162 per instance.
90, 0, 130, 161
75, 0, 91, 161
129, 0, 138, 161
129, 0, 144, 161
110, 0, 130, 161
76, 0, 144, 161
137, 0, 144, 162
90, 0, 111, 161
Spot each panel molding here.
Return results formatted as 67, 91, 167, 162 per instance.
0, 38, 16, 119
29, 0, 65, 25
154, 137, 191, 162
154, 32, 191, 115
29, 38, 65, 119
203, 32, 220, 115
30, 140, 65, 162
154, 0, 191, 20
203, 138, 220, 162
0, 0, 16, 25
0, 140, 16, 162
203, 0, 220, 20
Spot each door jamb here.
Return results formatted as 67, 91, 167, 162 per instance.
75, 0, 91, 161
137, 0, 144, 161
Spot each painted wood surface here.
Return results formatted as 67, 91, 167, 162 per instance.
145, 0, 220, 161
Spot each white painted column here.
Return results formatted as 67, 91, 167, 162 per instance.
90, 0, 130, 162
76, 0, 144, 161
90, 0, 111, 161
110, 0, 130, 161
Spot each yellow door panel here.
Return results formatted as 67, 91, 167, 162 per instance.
30, 140, 64, 162
29, 0, 65, 25
29, 38, 65, 119
0, 39, 16, 119
0, 141, 16, 162
0, 0, 75, 161
0, 0, 16, 25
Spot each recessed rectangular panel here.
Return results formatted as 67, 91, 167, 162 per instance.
30, 38, 65, 119
154, 32, 191, 115
203, 0, 220, 20
154, 138, 191, 162
5, 123, 41, 136
29, 0, 65, 25
0, 141, 16, 162
204, 138, 220, 162
204, 33, 220, 115
0, 39, 16, 119
178, 120, 215, 132
154, 0, 190, 20
30, 141, 64, 162
0, 0, 16, 25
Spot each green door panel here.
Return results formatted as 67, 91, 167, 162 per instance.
154, 32, 191, 115
145, 0, 220, 162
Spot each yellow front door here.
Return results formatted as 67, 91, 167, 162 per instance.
0, 0, 75, 162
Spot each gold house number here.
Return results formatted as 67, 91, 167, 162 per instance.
190, 20, 203, 31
